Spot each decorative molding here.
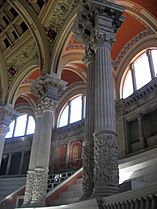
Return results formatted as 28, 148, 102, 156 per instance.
5, 40, 38, 84
45, 0, 79, 46
114, 29, 154, 70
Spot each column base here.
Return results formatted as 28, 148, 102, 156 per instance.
92, 184, 120, 199
30, 168, 48, 207
22, 170, 35, 207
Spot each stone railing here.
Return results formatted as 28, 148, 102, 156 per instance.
103, 182, 157, 209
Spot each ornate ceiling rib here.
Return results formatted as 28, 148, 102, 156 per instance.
8, 0, 51, 74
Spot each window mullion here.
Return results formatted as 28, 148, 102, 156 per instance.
146, 49, 155, 79
68, 102, 71, 125
130, 63, 137, 91
25, 114, 29, 135
12, 118, 17, 137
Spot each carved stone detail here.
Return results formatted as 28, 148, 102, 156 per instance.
31, 168, 48, 206
93, 130, 119, 197
81, 140, 94, 199
34, 97, 57, 115
22, 171, 35, 207
31, 73, 67, 99
45, 0, 79, 46
6, 40, 38, 84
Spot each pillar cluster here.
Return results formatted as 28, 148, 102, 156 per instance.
23, 73, 66, 207
75, 0, 125, 199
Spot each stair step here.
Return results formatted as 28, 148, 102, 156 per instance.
59, 190, 83, 199
52, 197, 80, 206
68, 183, 82, 191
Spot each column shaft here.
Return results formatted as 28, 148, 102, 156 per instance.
31, 110, 53, 206
93, 42, 119, 198
81, 54, 95, 199
23, 114, 43, 207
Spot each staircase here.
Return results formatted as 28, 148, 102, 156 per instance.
0, 176, 26, 201
52, 177, 83, 206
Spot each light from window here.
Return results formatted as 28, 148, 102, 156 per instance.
58, 105, 69, 127
122, 70, 133, 99
5, 114, 35, 138
26, 116, 35, 135
121, 48, 157, 99
70, 96, 82, 123
5, 120, 15, 138
152, 49, 157, 76
14, 115, 27, 137
134, 53, 151, 90
58, 95, 86, 128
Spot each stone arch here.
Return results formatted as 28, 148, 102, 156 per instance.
7, 60, 39, 106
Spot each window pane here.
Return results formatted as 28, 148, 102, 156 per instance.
70, 96, 82, 123
122, 70, 133, 98
58, 105, 69, 127
26, 116, 35, 135
134, 53, 151, 90
14, 114, 27, 137
5, 120, 15, 138
83, 96, 86, 118
152, 49, 157, 77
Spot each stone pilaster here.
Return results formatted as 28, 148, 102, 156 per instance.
81, 47, 95, 199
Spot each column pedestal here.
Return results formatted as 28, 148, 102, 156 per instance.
31, 168, 48, 207
92, 130, 119, 198
22, 171, 35, 207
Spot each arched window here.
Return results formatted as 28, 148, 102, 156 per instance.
58, 94, 86, 128
5, 114, 35, 138
121, 48, 157, 99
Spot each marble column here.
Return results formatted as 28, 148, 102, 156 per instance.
91, 1, 124, 198
0, 105, 15, 167
22, 111, 43, 207
81, 47, 95, 199
23, 73, 66, 207
74, 0, 124, 199
31, 98, 56, 207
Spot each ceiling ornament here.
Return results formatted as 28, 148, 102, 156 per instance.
5, 40, 38, 84
45, 0, 79, 47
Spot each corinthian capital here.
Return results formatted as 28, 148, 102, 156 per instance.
35, 97, 58, 115
31, 73, 67, 100
94, 31, 115, 49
